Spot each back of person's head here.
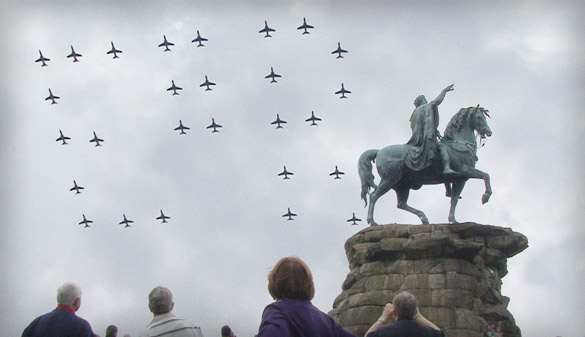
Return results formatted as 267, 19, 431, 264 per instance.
392, 291, 418, 320
57, 282, 82, 307
148, 286, 174, 315
105, 325, 118, 337
221, 325, 232, 337
268, 256, 315, 301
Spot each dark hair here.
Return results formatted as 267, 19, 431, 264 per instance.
105, 325, 118, 337
221, 325, 232, 337
268, 256, 315, 301
392, 291, 418, 320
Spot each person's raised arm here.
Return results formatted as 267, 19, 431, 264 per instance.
413, 309, 441, 331
431, 84, 454, 106
365, 303, 394, 336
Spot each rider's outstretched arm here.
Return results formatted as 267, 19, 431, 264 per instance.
431, 84, 454, 106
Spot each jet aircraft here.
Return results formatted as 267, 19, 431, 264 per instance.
278, 166, 294, 180
35, 50, 50, 67
259, 20, 276, 37
271, 114, 287, 129
156, 210, 171, 223
89, 131, 104, 146
206, 118, 222, 133
167, 80, 183, 95
56, 130, 70, 145
174, 120, 190, 135
107, 41, 122, 59
119, 214, 134, 228
305, 111, 322, 126
331, 42, 348, 59
67, 45, 82, 62
79, 214, 93, 228
70, 180, 84, 194
191, 30, 208, 47
45, 88, 60, 104
158, 35, 174, 51
330, 166, 345, 179
335, 83, 351, 98
297, 17, 314, 34
346, 213, 362, 226
200, 75, 216, 91
265, 67, 281, 83
282, 208, 297, 221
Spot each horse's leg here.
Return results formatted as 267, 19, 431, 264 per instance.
448, 182, 466, 223
458, 166, 492, 204
367, 178, 394, 226
396, 187, 429, 224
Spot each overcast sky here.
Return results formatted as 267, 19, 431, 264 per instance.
1, 1, 584, 337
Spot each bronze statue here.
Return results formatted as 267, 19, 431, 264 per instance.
358, 86, 492, 225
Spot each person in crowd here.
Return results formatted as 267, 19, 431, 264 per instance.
365, 291, 444, 337
256, 256, 357, 337
140, 286, 204, 337
22, 282, 95, 337
221, 325, 235, 337
105, 325, 118, 337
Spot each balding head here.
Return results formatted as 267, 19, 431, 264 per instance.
148, 286, 174, 315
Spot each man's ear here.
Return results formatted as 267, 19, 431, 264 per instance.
73, 297, 81, 311
170, 302, 174, 311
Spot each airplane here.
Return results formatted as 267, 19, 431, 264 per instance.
119, 214, 134, 228
282, 208, 297, 221
265, 67, 281, 83
45, 88, 60, 104
174, 120, 190, 135
35, 50, 50, 67
297, 17, 314, 34
335, 83, 351, 99
206, 118, 222, 133
191, 30, 208, 47
329, 166, 345, 179
158, 35, 174, 51
66, 45, 82, 62
278, 166, 294, 180
346, 212, 362, 226
107, 41, 122, 59
271, 114, 287, 129
56, 130, 70, 145
78, 214, 93, 228
167, 80, 183, 95
305, 111, 322, 126
156, 209, 171, 223
70, 180, 84, 194
89, 131, 104, 146
200, 75, 216, 91
259, 20, 276, 37
331, 42, 348, 59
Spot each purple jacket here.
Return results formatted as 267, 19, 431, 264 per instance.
257, 299, 357, 337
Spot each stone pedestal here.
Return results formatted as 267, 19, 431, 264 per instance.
329, 223, 528, 337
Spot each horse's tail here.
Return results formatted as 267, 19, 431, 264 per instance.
358, 149, 379, 206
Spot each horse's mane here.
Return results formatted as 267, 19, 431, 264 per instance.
444, 106, 474, 141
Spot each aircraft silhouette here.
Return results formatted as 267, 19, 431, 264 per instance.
331, 42, 348, 59
191, 30, 208, 47
206, 118, 222, 133
278, 166, 294, 180
78, 214, 93, 228
107, 41, 122, 59
45, 88, 60, 104
282, 208, 297, 221
119, 214, 134, 228
70, 180, 84, 194
265, 67, 281, 83
167, 80, 183, 95
200, 75, 216, 91
346, 212, 362, 225
67, 45, 82, 62
89, 131, 104, 146
305, 111, 322, 126
174, 120, 190, 135
297, 17, 314, 34
329, 166, 345, 179
259, 20, 275, 37
158, 35, 174, 51
56, 130, 70, 145
335, 83, 351, 98
35, 50, 50, 67
156, 209, 171, 223
271, 114, 287, 129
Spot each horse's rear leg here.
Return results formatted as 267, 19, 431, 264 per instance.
367, 178, 394, 226
448, 182, 466, 223
396, 188, 429, 224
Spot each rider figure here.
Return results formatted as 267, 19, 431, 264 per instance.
405, 84, 458, 176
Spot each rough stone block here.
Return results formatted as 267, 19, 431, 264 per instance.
420, 307, 456, 328
432, 289, 474, 309
360, 261, 387, 277
384, 274, 404, 290
364, 275, 387, 290
363, 229, 383, 243
445, 273, 479, 291
403, 274, 429, 289
428, 274, 446, 289
380, 238, 408, 251
455, 308, 486, 331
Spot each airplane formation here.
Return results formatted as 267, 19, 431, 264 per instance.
41, 18, 360, 227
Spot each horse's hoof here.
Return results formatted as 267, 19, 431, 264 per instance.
482, 194, 491, 204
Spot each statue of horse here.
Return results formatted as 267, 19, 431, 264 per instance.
358, 105, 492, 225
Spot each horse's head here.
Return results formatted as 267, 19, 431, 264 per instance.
471, 106, 492, 138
